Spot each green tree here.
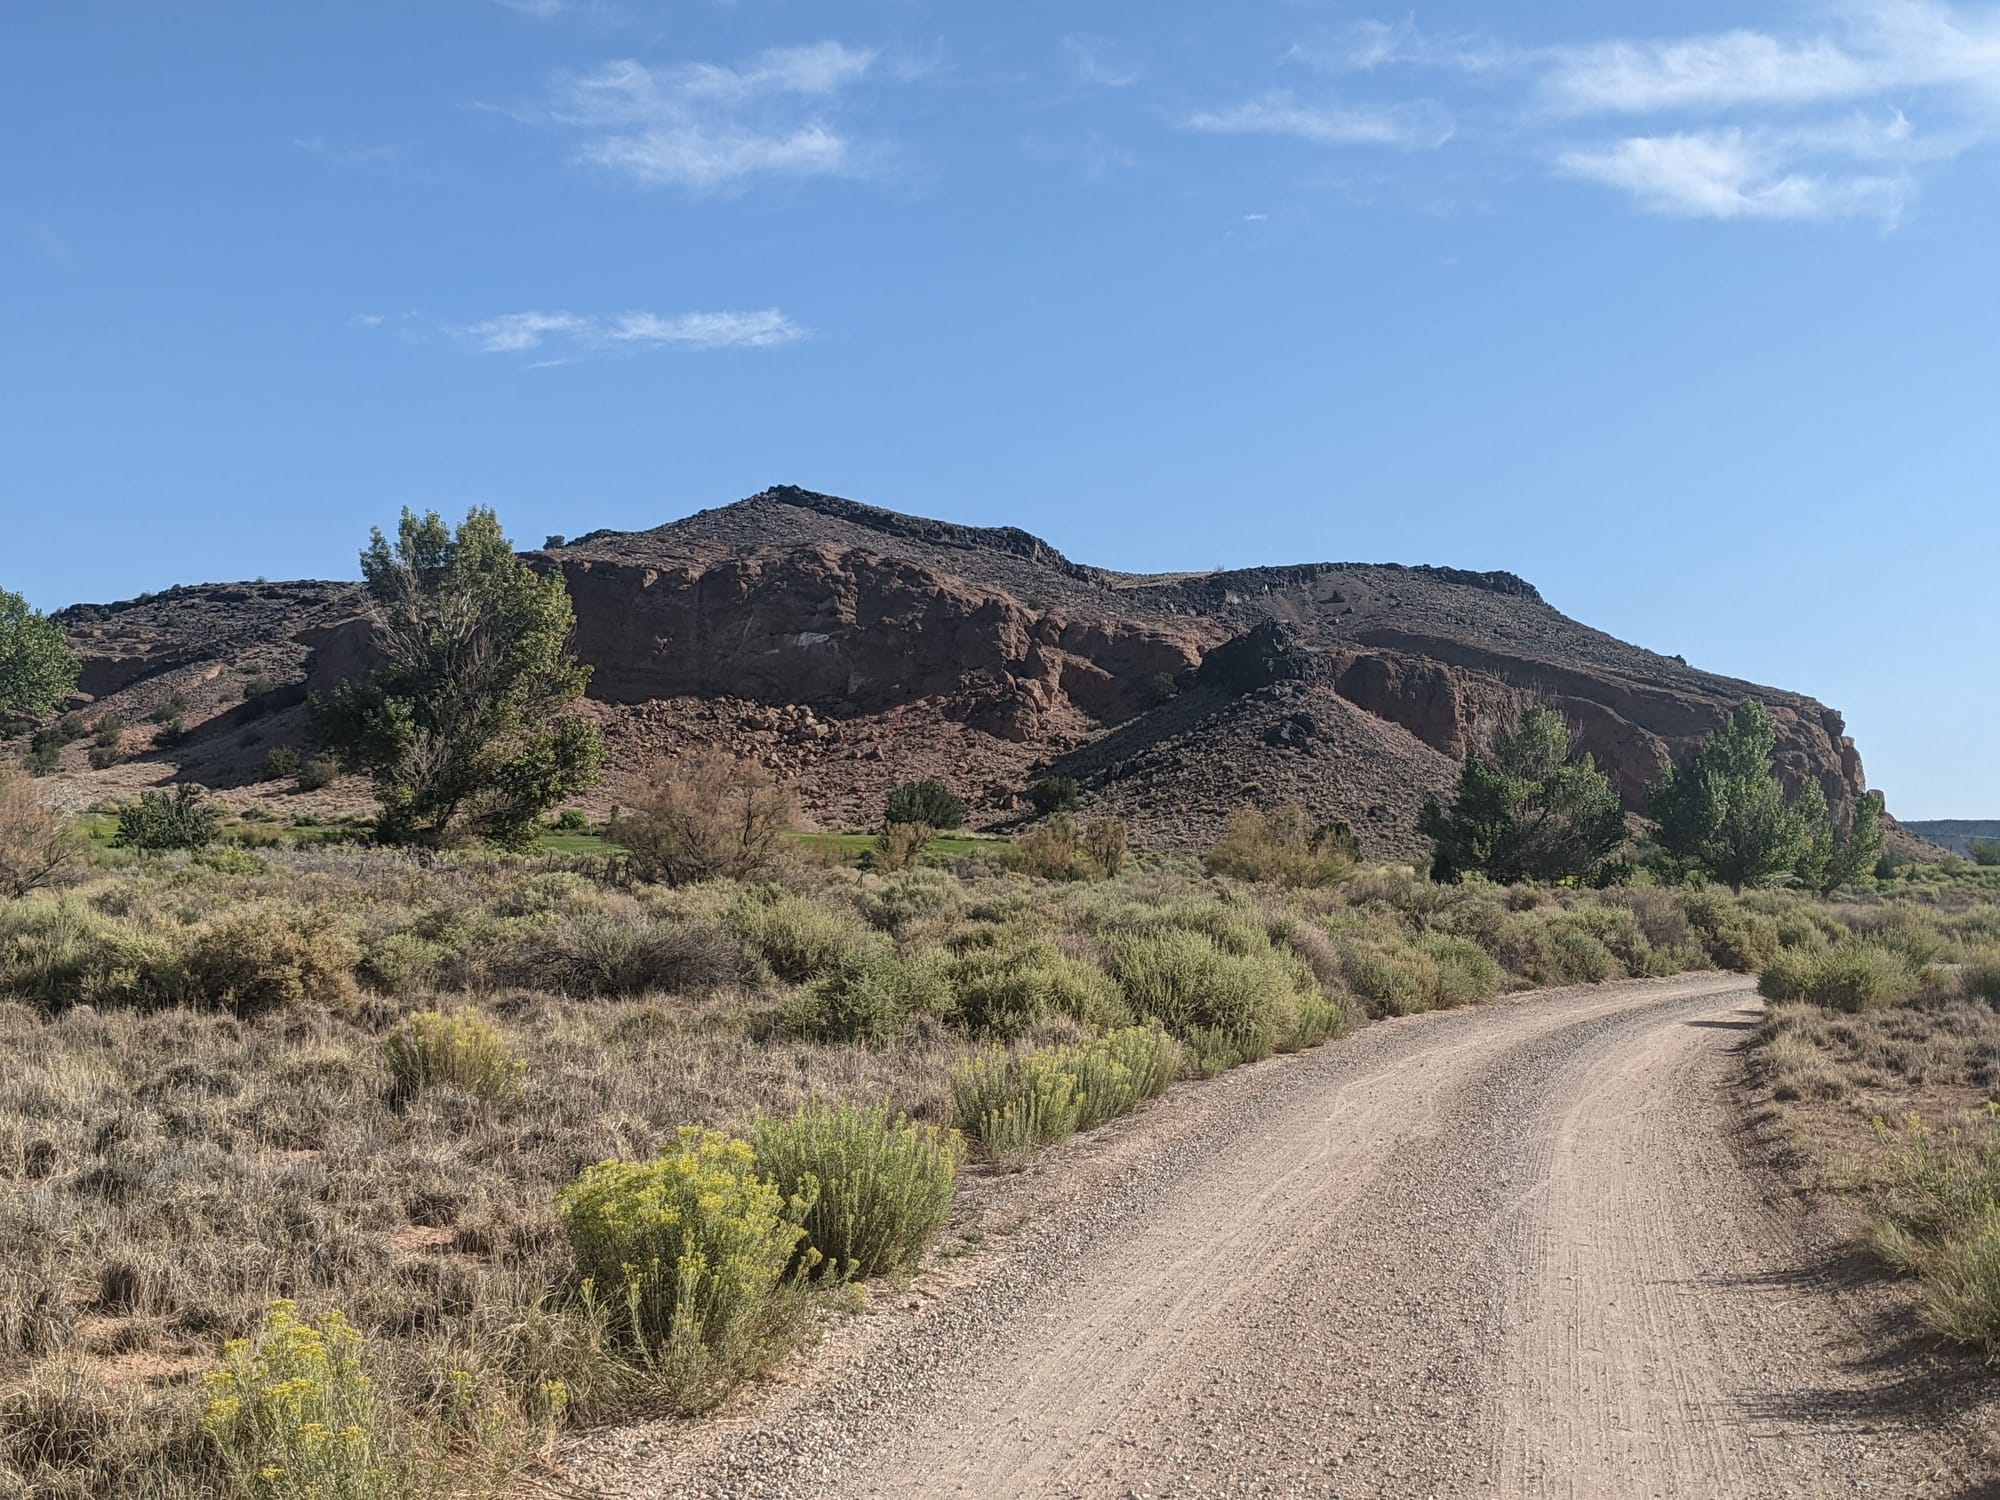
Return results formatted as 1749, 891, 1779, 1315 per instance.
1796, 786, 1887, 894
1419, 703, 1626, 884
0, 589, 80, 724
885, 779, 966, 831
1646, 698, 1822, 893
313, 508, 603, 848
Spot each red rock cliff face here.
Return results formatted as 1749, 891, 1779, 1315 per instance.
554, 546, 1218, 741
54, 488, 1878, 855
1337, 629, 1865, 811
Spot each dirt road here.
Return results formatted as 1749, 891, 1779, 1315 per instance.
572, 975, 1990, 1499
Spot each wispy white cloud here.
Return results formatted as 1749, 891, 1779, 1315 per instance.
1540, 2, 2000, 115
1290, 18, 1515, 76
445, 307, 809, 359
1063, 35, 1142, 89
1186, 91, 1454, 150
538, 42, 886, 189
1543, 33, 1884, 114
293, 136, 426, 180
1283, 1, 2000, 225
1557, 130, 1911, 221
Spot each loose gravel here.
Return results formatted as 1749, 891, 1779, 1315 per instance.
559, 974, 1992, 1499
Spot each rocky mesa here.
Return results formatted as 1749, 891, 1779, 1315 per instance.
47, 486, 1871, 858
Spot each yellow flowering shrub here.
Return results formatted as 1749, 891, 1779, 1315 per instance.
557, 1128, 811, 1411
382, 1008, 523, 1103
201, 1300, 398, 1500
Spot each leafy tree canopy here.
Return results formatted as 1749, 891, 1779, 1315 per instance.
1420, 703, 1627, 884
1645, 698, 1863, 893
1796, 785, 1886, 895
314, 508, 603, 848
0, 589, 80, 724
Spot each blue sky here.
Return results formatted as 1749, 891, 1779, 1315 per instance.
4, 1, 1995, 816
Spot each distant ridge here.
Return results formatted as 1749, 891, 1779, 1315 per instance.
43, 485, 1872, 858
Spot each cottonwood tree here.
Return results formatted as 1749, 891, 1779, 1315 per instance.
1420, 704, 1626, 884
1646, 698, 1823, 893
1796, 785, 1886, 895
314, 508, 603, 848
0, 589, 79, 725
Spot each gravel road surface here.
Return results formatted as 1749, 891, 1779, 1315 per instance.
565, 974, 1991, 1499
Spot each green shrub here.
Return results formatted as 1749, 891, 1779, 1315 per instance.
951, 1026, 1181, 1166
1278, 989, 1348, 1051
733, 891, 875, 984
1339, 939, 1441, 1018
0, 899, 188, 1010
23, 738, 59, 775
1108, 926, 1318, 1067
1757, 948, 1817, 1003
885, 779, 965, 831
1870, 1117, 2000, 1352
1028, 778, 1080, 815
200, 1299, 402, 1500
858, 870, 964, 934
1418, 933, 1503, 1007
91, 715, 124, 748
557, 1129, 809, 1412
949, 938, 1129, 1038
553, 807, 590, 832
297, 754, 341, 792
1963, 947, 2000, 1005
264, 747, 301, 781
951, 1048, 1080, 1167
114, 785, 220, 851
358, 930, 453, 995
1804, 943, 1917, 1012
1681, 889, 1779, 972
531, 909, 741, 998
384, 1010, 523, 1104
1070, 1026, 1180, 1127
788, 949, 951, 1045
871, 820, 935, 872
752, 1102, 961, 1279
1539, 921, 1621, 985
86, 742, 125, 770
1204, 803, 1357, 888
184, 906, 360, 1014
1760, 940, 1920, 1012
1920, 1212, 2000, 1351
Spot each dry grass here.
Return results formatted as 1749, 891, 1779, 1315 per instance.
5, 844, 1989, 1495
1755, 960, 2000, 1359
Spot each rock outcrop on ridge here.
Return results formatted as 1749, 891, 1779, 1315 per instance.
44, 486, 1872, 858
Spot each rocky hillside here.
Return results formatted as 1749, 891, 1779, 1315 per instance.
39, 486, 1874, 858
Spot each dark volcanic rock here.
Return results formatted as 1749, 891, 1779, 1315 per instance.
49, 486, 1876, 858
